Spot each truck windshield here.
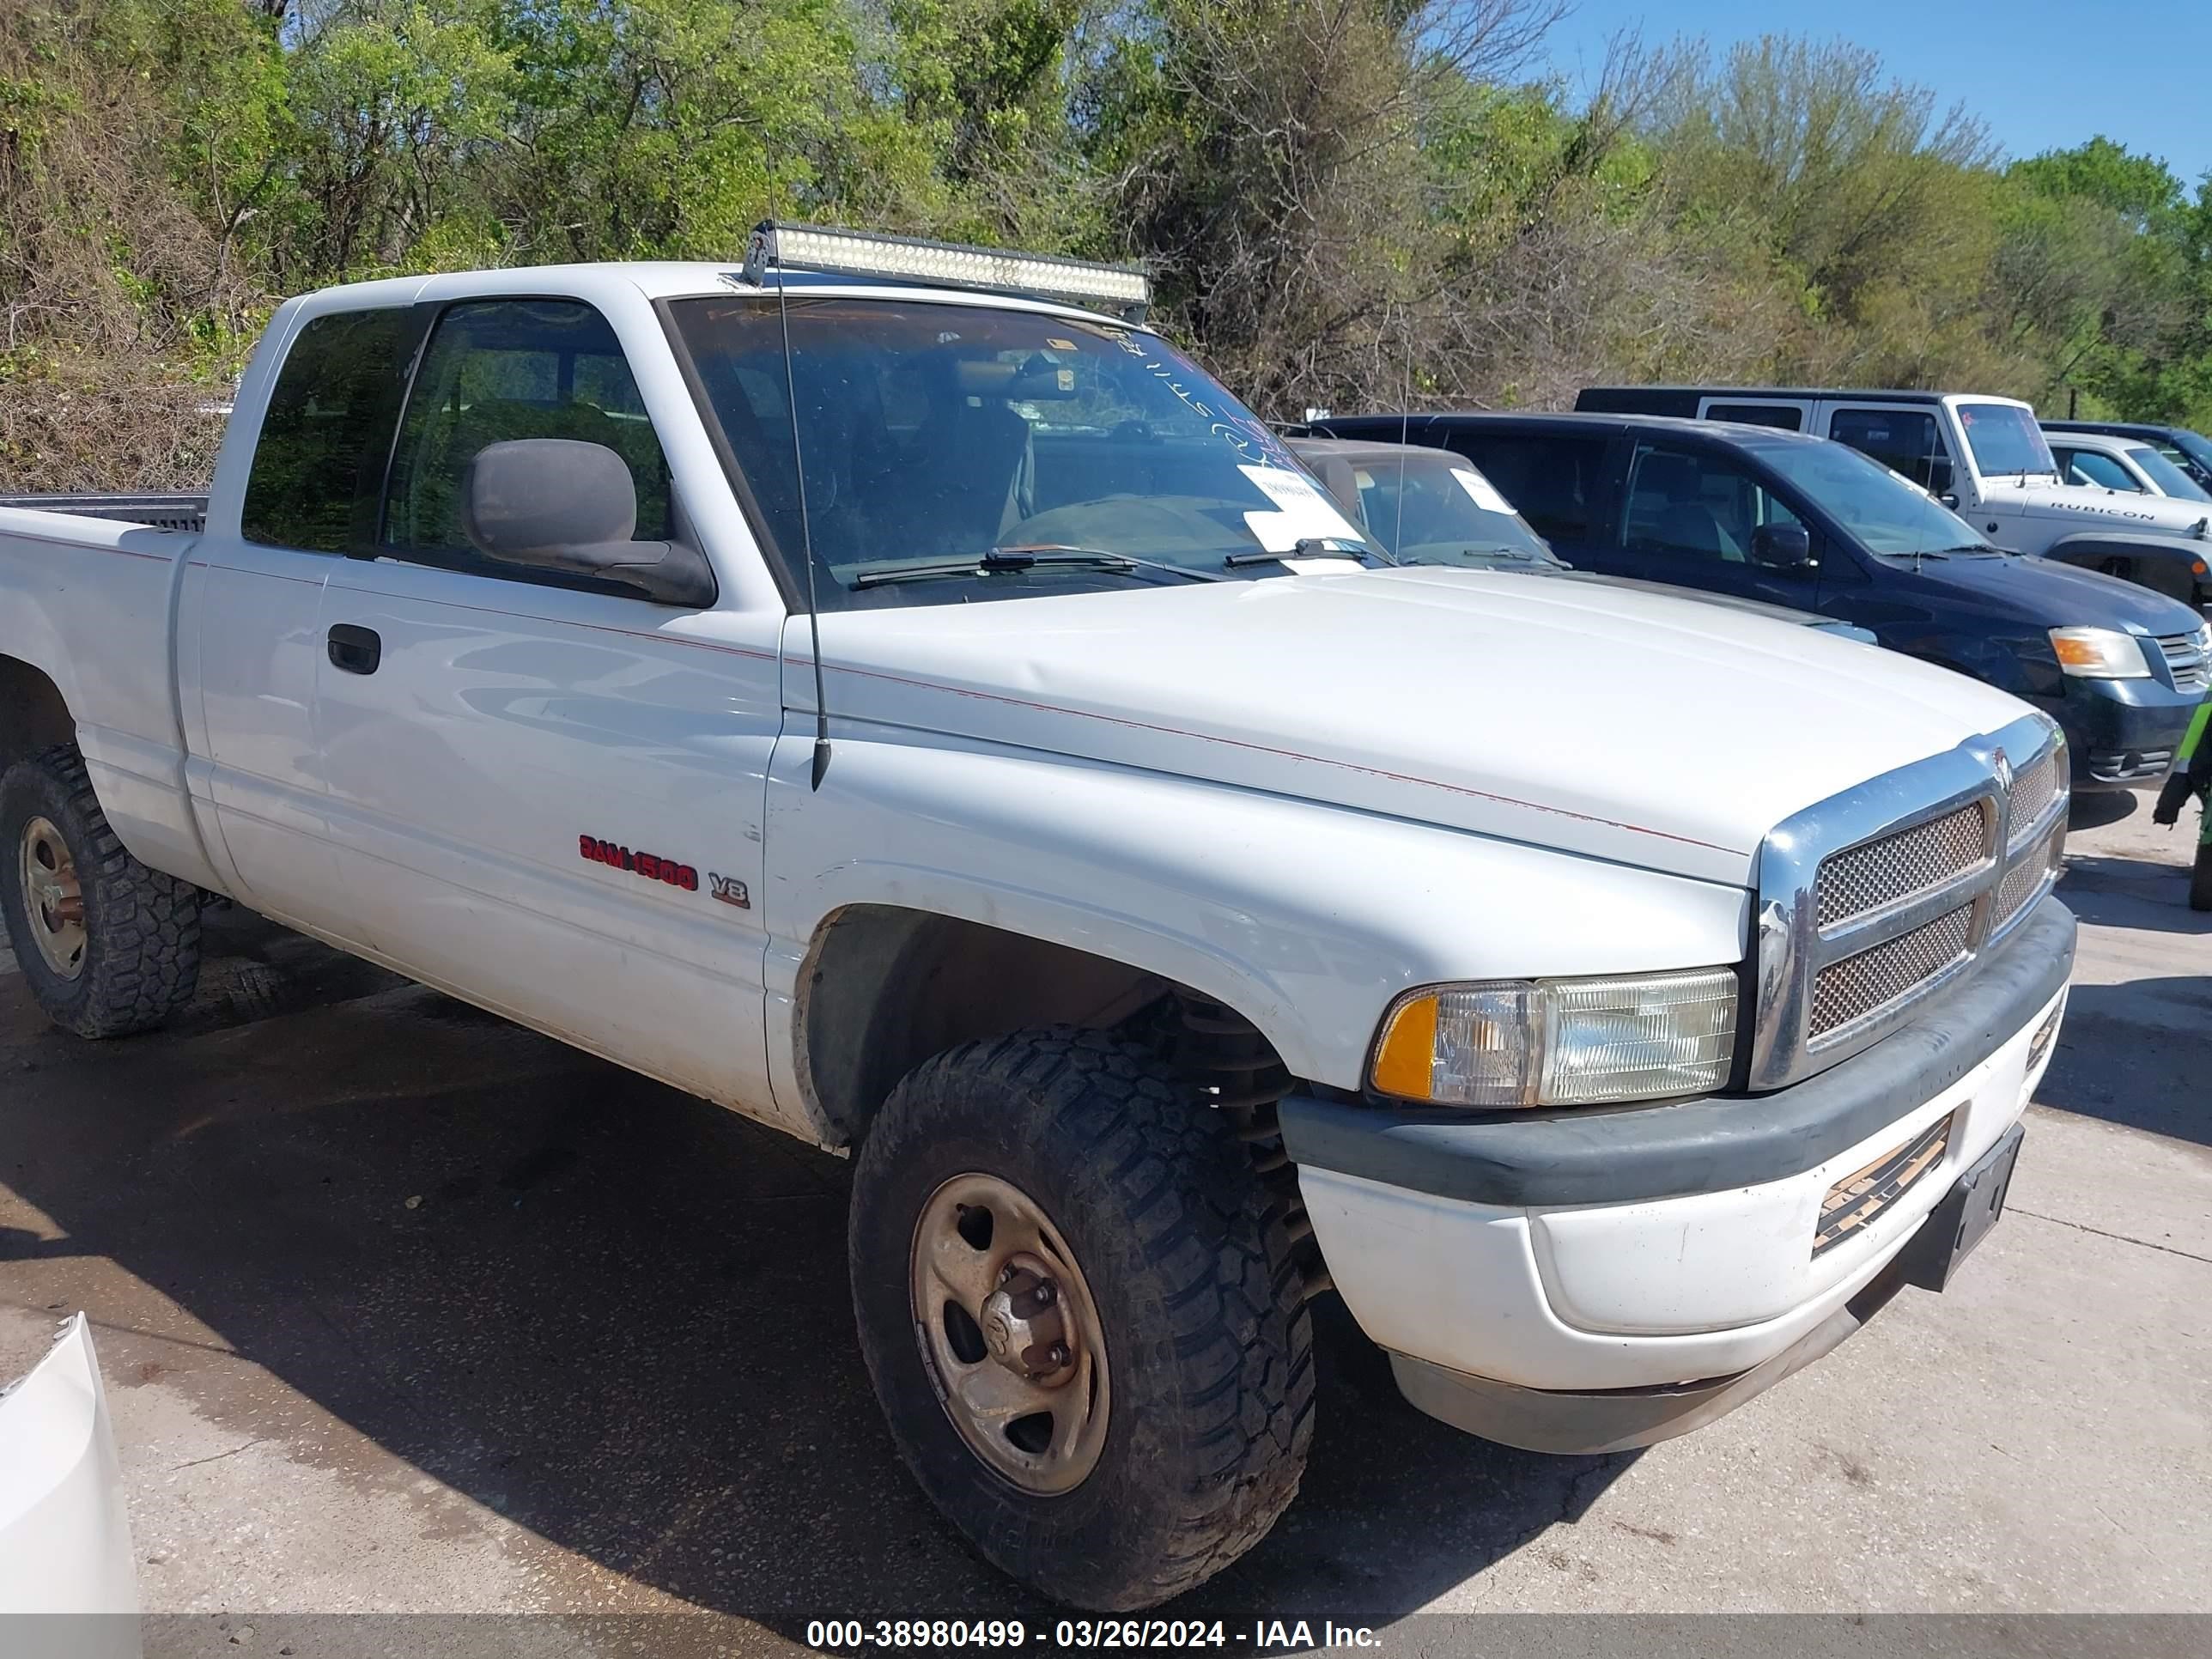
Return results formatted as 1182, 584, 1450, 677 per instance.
1349, 455, 1560, 566
1956, 402, 2058, 478
666, 296, 1381, 608
2128, 444, 2212, 503
1757, 438, 1991, 558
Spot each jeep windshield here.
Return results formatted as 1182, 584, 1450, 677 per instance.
668, 296, 1382, 608
1957, 402, 2059, 480
1759, 435, 1999, 558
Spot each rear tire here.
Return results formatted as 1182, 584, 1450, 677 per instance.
0, 744, 202, 1036
848, 1026, 1314, 1610
2191, 840, 2212, 913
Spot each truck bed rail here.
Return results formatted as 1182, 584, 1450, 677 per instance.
0, 494, 209, 534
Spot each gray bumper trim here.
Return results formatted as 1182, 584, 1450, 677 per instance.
1279, 896, 2073, 1210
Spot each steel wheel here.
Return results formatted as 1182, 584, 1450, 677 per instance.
909, 1170, 1110, 1496
18, 815, 86, 981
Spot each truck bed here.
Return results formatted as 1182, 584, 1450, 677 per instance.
0, 494, 208, 534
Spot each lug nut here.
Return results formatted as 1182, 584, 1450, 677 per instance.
1035, 1282, 1055, 1306
1048, 1343, 1070, 1368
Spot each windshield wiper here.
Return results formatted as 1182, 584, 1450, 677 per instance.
849, 545, 1227, 590
1224, 537, 1393, 568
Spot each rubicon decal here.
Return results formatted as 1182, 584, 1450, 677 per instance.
580, 836, 698, 892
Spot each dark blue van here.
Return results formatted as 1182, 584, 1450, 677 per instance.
1312, 411, 2209, 788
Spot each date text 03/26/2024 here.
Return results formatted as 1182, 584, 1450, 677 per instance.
804, 1621, 1381, 1651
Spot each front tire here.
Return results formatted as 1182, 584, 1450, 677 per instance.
849, 1027, 1314, 1610
0, 744, 202, 1036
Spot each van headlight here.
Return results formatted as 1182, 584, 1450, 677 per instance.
1370, 969, 1738, 1108
2048, 626, 2153, 678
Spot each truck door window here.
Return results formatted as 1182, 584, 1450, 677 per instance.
1705, 402, 1803, 431
241, 307, 418, 554
1826, 409, 1948, 491
1620, 443, 1800, 565
380, 300, 674, 580
1431, 434, 1608, 544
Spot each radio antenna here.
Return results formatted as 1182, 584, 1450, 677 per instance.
1395, 300, 1412, 558
765, 234, 833, 790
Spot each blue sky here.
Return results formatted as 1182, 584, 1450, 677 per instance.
1539, 1, 2212, 189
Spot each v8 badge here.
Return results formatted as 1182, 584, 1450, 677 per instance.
709, 873, 751, 910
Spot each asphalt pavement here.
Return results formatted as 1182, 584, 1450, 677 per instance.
2, 792, 2207, 1656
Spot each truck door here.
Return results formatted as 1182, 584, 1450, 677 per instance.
184, 305, 422, 931
308, 295, 788, 1127
1609, 440, 1825, 613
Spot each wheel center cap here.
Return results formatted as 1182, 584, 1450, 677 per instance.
980, 1259, 1070, 1378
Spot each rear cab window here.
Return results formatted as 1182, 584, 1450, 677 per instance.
241, 307, 420, 553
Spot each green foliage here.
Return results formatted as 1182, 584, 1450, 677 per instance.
5, 0, 2212, 489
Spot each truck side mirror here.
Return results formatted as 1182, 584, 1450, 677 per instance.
1750, 522, 1814, 572
1927, 457, 1954, 495
462, 439, 715, 607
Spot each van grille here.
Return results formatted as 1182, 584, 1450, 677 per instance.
1810, 904, 1975, 1037
2156, 631, 2209, 694
1814, 803, 1988, 930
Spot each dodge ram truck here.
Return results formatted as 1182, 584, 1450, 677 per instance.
0, 225, 2075, 1611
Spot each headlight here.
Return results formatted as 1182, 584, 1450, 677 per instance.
2048, 626, 2152, 678
1370, 969, 1737, 1108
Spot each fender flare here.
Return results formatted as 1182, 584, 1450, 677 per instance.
2040, 530, 2209, 604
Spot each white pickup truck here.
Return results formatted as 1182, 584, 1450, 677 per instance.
1, 228, 2075, 1610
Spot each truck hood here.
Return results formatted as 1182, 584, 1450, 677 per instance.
796, 567, 2035, 886
1984, 475, 2212, 538
1874, 551, 2208, 635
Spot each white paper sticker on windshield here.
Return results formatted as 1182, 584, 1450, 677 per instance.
1239, 465, 1366, 552
1451, 467, 1516, 517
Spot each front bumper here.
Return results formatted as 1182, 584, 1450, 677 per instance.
1281, 897, 2075, 1449
2053, 678, 2197, 787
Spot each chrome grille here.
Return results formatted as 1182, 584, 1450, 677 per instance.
2156, 631, 2209, 694
1815, 803, 1988, 929
1750, 712, 2066, 1090
1810, 904, 1975, 1037
2003, 752, 2057, 846
1994, 821, 2065, 931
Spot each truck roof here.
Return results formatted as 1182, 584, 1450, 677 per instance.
284, 261, 1140, 329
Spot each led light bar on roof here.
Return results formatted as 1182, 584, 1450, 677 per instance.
743, 221, 1151, 320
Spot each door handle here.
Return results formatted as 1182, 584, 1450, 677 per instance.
327, 623, 382, 676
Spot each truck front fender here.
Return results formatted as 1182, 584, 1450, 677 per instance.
2040, 531, 2209, 605
763, 728, 1750, 1119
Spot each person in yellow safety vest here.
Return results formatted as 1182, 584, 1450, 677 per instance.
2151, 697, 2212, 910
